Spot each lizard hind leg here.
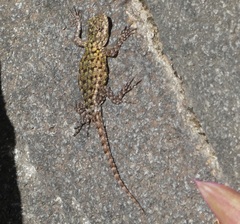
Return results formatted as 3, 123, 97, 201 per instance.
106, 77, 141, 105
73, 101, 90, 136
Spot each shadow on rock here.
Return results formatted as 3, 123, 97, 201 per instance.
0, 62, 22, 223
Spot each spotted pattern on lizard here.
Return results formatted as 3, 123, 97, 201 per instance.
71, 8, 144, 214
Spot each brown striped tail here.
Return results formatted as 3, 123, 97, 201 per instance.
95, 111, 145, 214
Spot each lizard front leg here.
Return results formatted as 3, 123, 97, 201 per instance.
105, 25, 136, 57
70, 7, 86, 47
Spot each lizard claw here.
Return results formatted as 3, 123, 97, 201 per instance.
124, 77, 142, 94
73, 121, 84, 136
121, 77, 141, 104
69, 6, 81, 27
121, 25, 137, 41
69, 6, 81, 18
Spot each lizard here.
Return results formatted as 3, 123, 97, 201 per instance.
70, 8, 145, 214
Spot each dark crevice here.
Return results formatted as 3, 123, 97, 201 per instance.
0, 62, 23, 223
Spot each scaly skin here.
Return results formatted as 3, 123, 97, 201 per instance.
71, 8, 144, 214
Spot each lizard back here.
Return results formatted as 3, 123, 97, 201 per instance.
79, 14, 109, 111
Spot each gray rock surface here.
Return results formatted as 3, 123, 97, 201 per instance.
147, 0, 240, 187
1, 0, 237, 223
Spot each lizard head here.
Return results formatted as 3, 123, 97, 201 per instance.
87, 14, 109, 46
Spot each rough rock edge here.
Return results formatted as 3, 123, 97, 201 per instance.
127, 0, 223, 180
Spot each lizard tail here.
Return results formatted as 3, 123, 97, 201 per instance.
95, 111, 145, 214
